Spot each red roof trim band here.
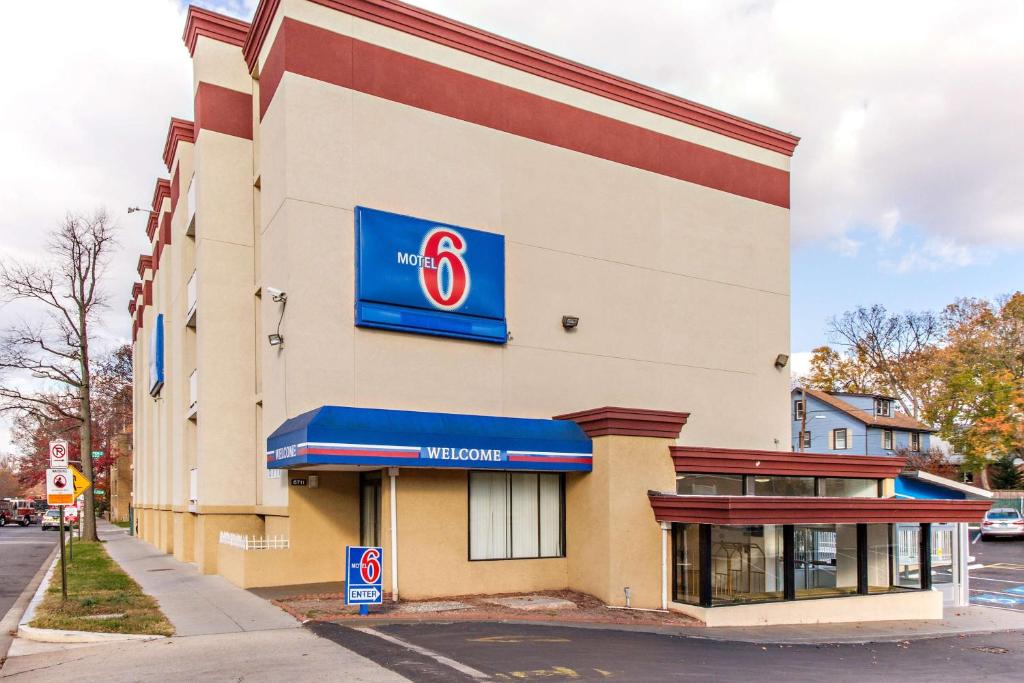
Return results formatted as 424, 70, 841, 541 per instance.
163, 118, 195, 172
244, 0, 798, 156
259, 19, 790, 208
146, 213, 158, 240
649, 494, 992, 525
184, 5, 249, 56
152, 179, 171, 213
136, 255, 153, 278
671, 446, 907, 479
555, 407, 690, 439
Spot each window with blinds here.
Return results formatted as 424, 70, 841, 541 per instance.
469, 472, 564, 560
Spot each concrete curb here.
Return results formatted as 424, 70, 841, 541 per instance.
16, 551, 165, 645
0, 544, 59, 661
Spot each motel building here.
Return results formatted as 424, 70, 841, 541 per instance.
129, 0, 988, 627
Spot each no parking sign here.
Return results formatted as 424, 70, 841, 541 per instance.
345, 546, 383, 606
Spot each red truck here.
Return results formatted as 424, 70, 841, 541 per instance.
0, 498, 37, 526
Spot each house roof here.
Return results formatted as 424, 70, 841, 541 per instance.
797, 387, 935, 433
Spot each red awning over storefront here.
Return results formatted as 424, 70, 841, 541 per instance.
648, 494, 991, 525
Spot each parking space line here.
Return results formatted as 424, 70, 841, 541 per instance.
969, 588, 1024, 598
353, 627, 491, 680
971, 576, 1024, 584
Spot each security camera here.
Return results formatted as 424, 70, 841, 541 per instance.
265, 287, 286, 303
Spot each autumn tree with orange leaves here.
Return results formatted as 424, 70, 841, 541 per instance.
801, 293, 1024, 488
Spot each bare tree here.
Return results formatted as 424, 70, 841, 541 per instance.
829, 304, 940, 420
0, 211, 116, 541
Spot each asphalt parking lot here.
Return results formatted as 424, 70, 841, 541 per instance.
969, 529, 1024, 612
311, 620, 1024, 682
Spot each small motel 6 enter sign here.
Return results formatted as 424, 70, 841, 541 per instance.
345, 546, 383, 609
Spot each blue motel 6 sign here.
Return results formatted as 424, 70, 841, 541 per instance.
355, 206, 507, 343
345, 546, 383, 606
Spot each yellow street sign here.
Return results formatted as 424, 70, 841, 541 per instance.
69, 465, 92, 498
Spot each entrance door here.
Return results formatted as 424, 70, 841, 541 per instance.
359, 472, 382, 547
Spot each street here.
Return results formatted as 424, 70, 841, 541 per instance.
0, 523, 55, 621
310, 620, 1024, 682
970, 532, 1024, 612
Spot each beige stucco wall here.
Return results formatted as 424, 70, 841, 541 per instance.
259, 69, 791, 450
670, 589, 943, 627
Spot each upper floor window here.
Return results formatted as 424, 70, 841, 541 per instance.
875, 399, 892, 417
799, 431, 811, 449
882, 430, 894, 450
794, 400, 805, 421
909, 432, 921, 452
832, 428, 849, 450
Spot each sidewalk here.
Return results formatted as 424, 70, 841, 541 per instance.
1, 522, 405, 682
96, 521, 296, 636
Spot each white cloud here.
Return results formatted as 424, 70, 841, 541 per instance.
885, 236, 984, 273
789, 350, 813, 379
413, 0, 1024, 250
831, 236, 861, 258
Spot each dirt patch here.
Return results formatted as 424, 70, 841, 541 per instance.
273, 589, 702, 627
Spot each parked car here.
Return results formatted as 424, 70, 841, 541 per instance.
41, 509, 66, 531
980, 508, 1024, 540
0, 499, 36, 526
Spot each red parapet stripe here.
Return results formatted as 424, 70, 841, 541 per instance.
195, 82, 253, 140
244, 0, 798, 156
260, 19, 790, 207
183, 5, 249, 56
163, 118, 195, 172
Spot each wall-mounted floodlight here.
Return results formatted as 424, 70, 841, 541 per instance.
561, 315, 579, 330
268, 333, 284, 347
774, 354, 789, 370
266, 286, 287, 303
127, 206, 157, 215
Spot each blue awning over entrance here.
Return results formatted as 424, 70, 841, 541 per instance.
267, 405, 593, 472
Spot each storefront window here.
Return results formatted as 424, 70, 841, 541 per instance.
672, 524, 700, 605
820, 478, 879, 498
931, 524, 956, 585
469, 472, 564, 560
794, 524, 858, 599
676, 473, 743, 496
752, 476, 814, 497
893, 523, 921, 588
711, 525, 785, 605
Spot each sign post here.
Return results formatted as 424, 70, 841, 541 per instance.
345, 546, 383, 616
67, 466, 91, 560
47, 467, 74, 601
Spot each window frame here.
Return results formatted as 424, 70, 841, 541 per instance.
799, 430, 812, 449
909, 432, 921, 452
833, 428, 849, 450
467, 471, 566, 562
882, 429, 894, 451
794, 400, 805, 421
875, 399, 891, 417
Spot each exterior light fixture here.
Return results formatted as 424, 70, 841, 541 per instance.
266, 286, 288, 348
774, 353, 789, 369
127, 206, 157, 215
561, 315, 579, 330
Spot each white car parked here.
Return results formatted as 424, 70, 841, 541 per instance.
980, 508, 1024, 540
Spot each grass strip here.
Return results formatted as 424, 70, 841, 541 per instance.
30, 541, 173, 636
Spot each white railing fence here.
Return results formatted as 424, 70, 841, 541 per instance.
218, 532, 290, 550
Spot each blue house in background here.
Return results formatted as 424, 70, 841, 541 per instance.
791, 387, 933, 456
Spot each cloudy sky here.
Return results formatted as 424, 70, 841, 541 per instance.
0, 0, 1021, 452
